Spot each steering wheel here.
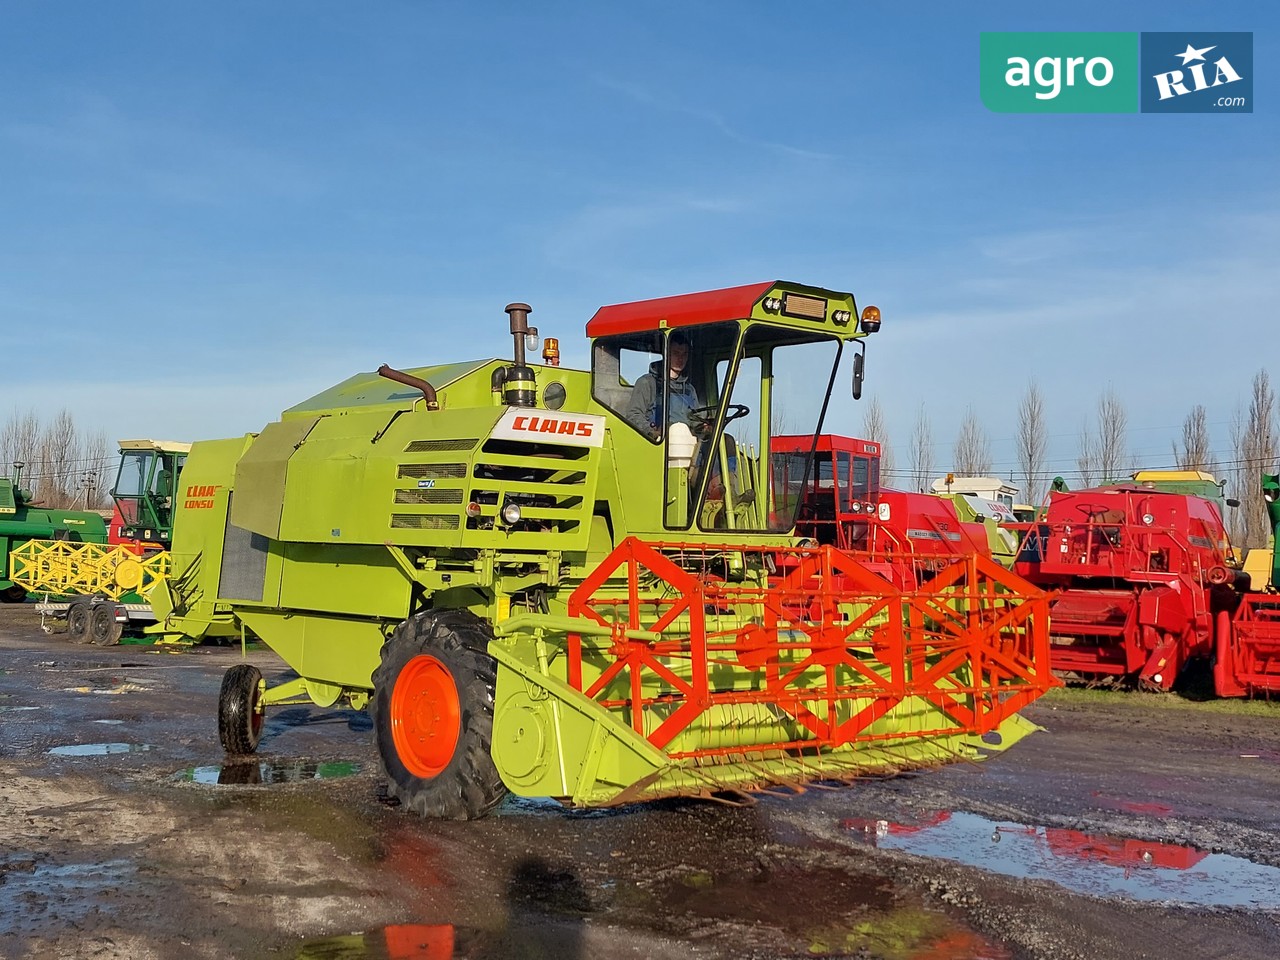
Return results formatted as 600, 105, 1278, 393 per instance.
687, 404, 750, 432
1075, 503, 1106, 519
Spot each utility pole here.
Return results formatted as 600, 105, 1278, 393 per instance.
81, 471, 96, 509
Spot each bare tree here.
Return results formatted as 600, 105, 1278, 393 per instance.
80, 430, 113, 509
1076, 418, 1097, 488
1017, 382, 1048, 506
860, 395, 895, 485
37, 409, 78, 508
1229, 404, 1248, 545
0, 408, 114, 509
0, 409, 41, 483
909, 404, 934, 493
1233, 370, 1278, 549
1174, 405, 1212, 472
953, 407, 992, 476
1096, 389, 1128, 483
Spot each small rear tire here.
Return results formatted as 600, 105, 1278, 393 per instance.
219, 664, 265, 755
0, 585, 26, 603
66, 600, 92, 643
90, 605, 124, 646
371, 608, 507, 820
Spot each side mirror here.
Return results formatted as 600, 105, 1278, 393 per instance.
1226, 498, 1240, 508
852, 347, 865, 401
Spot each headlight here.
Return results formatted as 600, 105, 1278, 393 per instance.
501, 502, 522, 525
1142, 513, 1154, 526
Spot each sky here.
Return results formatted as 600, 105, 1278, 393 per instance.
1, 1, 1275, 495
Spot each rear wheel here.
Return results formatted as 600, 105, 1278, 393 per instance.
371, 609, 507, 820
90, 605, 124, 646
0, 585, 26, 604
219, 664, 265, 755
66, 600, 92, 643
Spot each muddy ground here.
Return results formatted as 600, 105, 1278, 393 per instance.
2, 604, 1279, 960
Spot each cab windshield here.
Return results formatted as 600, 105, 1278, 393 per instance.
112, 449, 185, 533
592, 323, 843, 534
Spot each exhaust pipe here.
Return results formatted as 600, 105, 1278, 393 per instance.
377, 364, 439, 411
503, 302, 537, 408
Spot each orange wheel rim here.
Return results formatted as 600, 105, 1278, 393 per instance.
390, 655, 461, 779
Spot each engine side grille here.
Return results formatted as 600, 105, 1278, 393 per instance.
394, 489, 464, 505
397, 463, 467, 479
404, 439, 478, 453
391, 514, 460, 530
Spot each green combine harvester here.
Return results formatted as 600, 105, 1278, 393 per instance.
0, 466, 109, 604
156, 281, 1055, 818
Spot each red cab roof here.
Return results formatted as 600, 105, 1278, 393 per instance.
585, 281, 777, 338
773, 434, 882, 457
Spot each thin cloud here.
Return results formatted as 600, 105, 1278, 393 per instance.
4, 91, 325, 205
594, 74, 835, 160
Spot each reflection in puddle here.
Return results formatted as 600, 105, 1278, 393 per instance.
0, 705, 39, 712
843, 811, 1280, 907
47, 742, 154, 757
175, 759, 362, 786
496, 795, 620, 819
92, 718, 126, 725
651, 860, 1006, 959
294, 925, 502, 959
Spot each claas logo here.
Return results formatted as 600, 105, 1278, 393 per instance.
510, 414, 595, 439
184, 484, 220, 510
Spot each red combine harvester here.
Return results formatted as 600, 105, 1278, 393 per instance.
1014, 483, 1280, 696
776, 434, 994, 589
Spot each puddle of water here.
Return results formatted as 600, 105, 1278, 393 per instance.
298, 923, 625, 959
843, 811, 1280, 907
47, 742, 155, 757
0, 858, 136, 931
0, 705, 39, 712
92, 718, 125, 724
174, 759, 362, 786
496, 794, 623, 819
295, 925, 459, 959
649, 861, 1007, 959
61, 681, 150, 695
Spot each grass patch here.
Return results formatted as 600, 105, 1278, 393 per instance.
1040, 684, 1280, 718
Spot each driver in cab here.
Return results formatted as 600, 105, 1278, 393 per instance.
626, 331, 702, 441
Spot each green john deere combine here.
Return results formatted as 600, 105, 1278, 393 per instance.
0, 467, 109, 604
156, 281, 1055, 818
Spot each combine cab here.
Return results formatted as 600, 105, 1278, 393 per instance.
161, 281, 1054, 818
109, 440, 189, 549
1016, 480, 1280, 695
778, 434, 1007, 586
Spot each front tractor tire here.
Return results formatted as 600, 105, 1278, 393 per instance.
0, 585, 26, 604
371, 609, 507, 820
219, 663, 265, 755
